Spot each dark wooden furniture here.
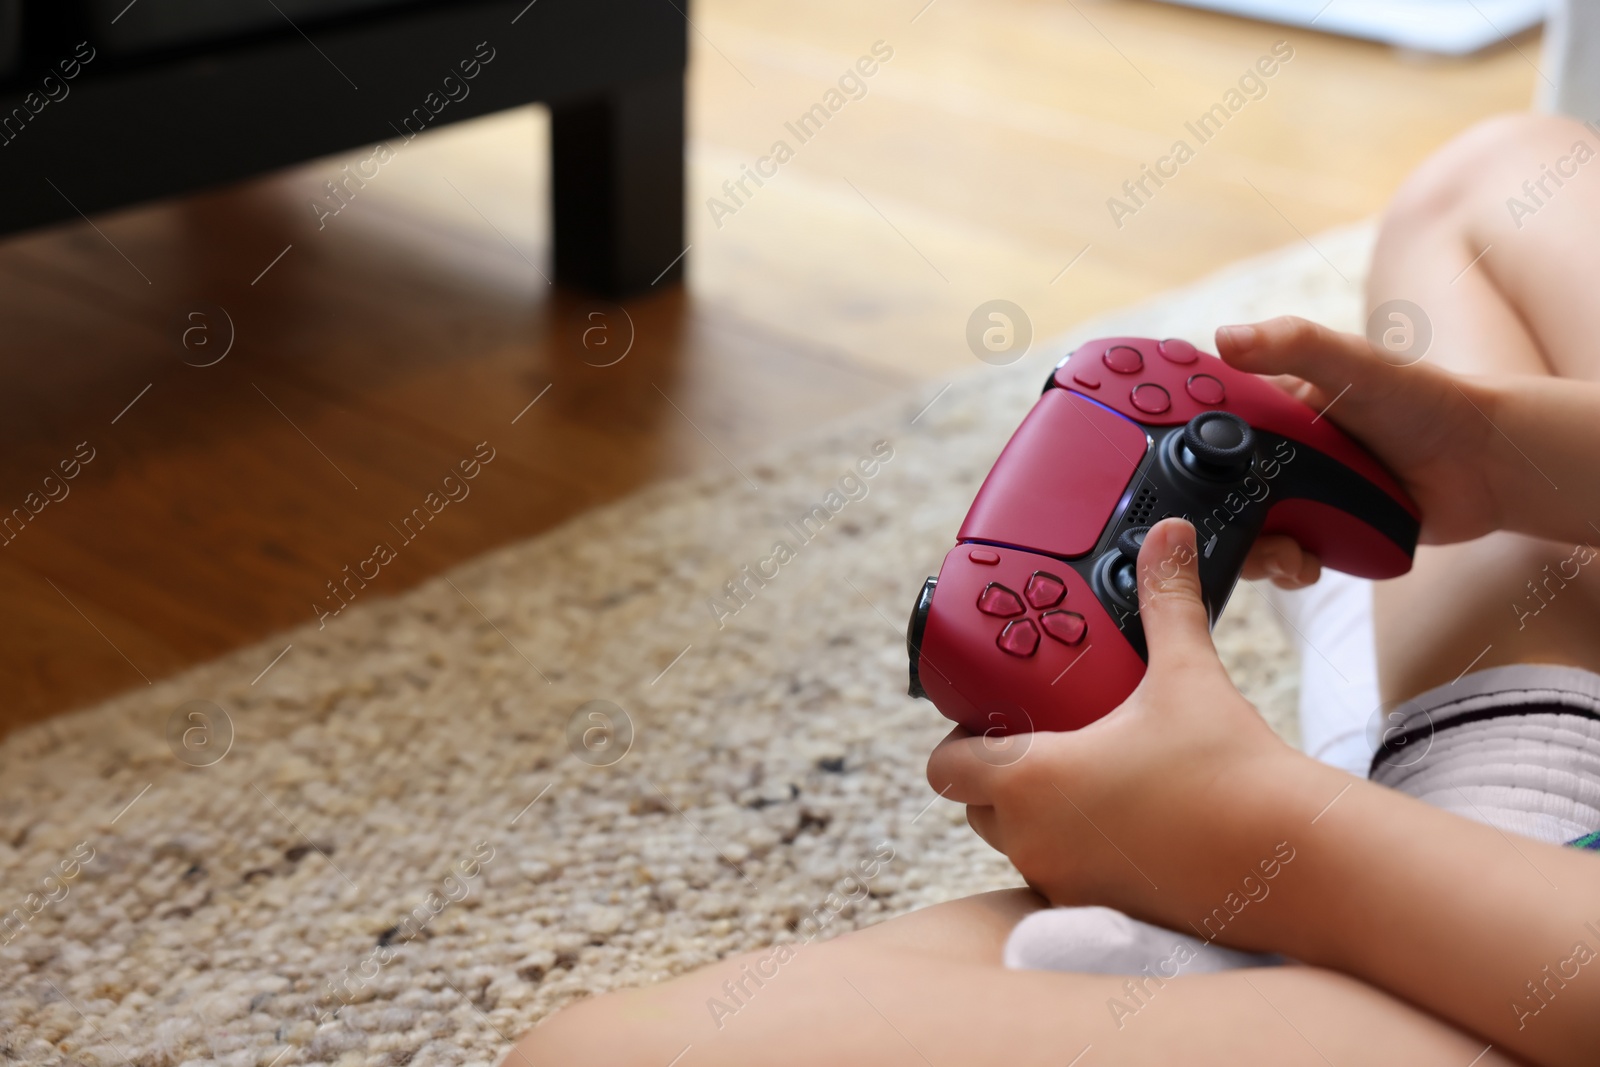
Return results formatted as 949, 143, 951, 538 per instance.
0, 0, 685, 293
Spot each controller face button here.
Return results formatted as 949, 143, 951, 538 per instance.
1024, 571, 1066, 609
977, 582, 1025, 617
996, 619, 1041, 657
1039, 610, 1087, 646
968, 548, 1001, 565
1158, 338, 1198, 364
1186, 373, 1226, 405
1103, 345, 1144, 374
1130, 383, 1171, 414
1071, 370, 1102, 390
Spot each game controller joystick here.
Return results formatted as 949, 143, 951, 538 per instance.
905, 336, 1420, 735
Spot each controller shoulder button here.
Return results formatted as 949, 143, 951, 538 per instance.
1024, 571, 1066, 609
1102, 345, 1144, 374
968, 548, 1001, 565
977, 582, 1025, 617
1186, 373, 1226, 405
1039, 610, 1087, 646
1158, 338, 1198, 364
996, 618, 1041, 657
1130, 383, 1171, 414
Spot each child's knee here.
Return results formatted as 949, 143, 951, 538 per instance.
1383, 113, 1598, 238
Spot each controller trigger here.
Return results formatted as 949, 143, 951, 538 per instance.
906, 576, 937, 699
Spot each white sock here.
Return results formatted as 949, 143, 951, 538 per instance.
1003, 906, 1276, 975
1263, 571, 1382, 777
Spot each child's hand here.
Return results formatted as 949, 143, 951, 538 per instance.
1217, 316, 1498, 547
927, 517, 1329, 941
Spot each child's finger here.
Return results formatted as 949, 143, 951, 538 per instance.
926, 726, 1003, 806
1215, 316, 1391, 399
1242, 535, 1322, 589
965, 805, 1004, 853
1134, 518, 1219, 674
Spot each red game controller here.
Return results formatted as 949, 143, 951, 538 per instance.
906, 336, 1420, 734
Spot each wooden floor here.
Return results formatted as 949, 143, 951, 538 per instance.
0, 0, 1539, 733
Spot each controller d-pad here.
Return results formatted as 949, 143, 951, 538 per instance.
1040, 610, 1087, 646
977, 582, 1025, 617
996, 619, 1041, 657
1024, 571, 1066, 609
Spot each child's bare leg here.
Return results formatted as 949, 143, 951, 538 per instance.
1368, 113, 1600, 702
511, 896, 1503, 1067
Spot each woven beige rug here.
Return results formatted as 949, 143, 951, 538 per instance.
0, 225, 1376, 1067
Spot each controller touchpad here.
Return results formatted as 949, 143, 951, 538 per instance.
958, 390, 1148, 559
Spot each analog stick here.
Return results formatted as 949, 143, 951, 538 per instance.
1110, 561, 1137, 604
1116, 525, 1149, 565
1103, 525, 1149, 610
1179, 412, 1254, 480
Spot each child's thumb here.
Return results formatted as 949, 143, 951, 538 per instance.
1135, 518, 1218, 674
